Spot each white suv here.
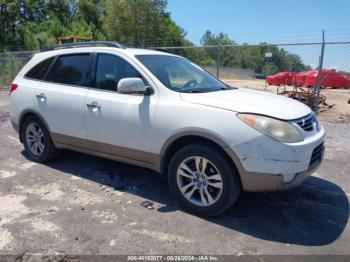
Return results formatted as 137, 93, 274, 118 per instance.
10, 42, 325, 216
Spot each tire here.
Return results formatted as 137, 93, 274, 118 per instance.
168, 143, 241, 217
21, 115, 58, 163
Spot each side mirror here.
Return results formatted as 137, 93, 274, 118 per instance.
117, 78, 151, 95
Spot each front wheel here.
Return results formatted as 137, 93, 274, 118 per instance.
168, 144, 241, 217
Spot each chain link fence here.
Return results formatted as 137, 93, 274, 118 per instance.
323, 42, 350, 76
0, 42, 349, 90
0, 51, 35, 89
154, 41, 349, 112
155, 43, 322, 79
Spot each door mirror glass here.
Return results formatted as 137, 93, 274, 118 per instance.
117, 78, 150, 95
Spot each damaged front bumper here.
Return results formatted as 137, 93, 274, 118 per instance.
229, 126, 326, 192
239, 154, 324, 191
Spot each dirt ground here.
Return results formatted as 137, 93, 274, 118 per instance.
0, 88, 349, 259
224, 79, 350, 123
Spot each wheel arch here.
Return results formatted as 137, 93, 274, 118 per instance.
18, 110, 52, 143
160, 131, 245, 184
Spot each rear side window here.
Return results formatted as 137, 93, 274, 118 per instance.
25, 57, 54, 80
47, 54, 90, 86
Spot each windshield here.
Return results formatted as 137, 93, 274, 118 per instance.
136, 55, 229, 93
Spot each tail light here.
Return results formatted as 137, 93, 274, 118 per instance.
9, 83, 18, 94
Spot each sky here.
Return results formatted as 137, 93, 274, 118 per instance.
167, 0, 350, 71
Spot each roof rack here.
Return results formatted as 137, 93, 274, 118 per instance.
152, 48, 173, 54
45, 41, 126, 51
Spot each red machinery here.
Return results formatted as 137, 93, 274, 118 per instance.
303, 70, 350, 89
267, 70, 350, 89
293, 71, 309, 87
266, 72, 294, 86
266, 69, 350, 108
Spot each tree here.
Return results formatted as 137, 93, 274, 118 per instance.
199, 31, 310, 74
102, 0, 186, 47
77, 0, 105, 39
0, 0, 311, 76
0, 1, 19, 50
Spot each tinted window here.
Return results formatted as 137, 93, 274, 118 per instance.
48, 54, 90, 86
95, 54, 142, 91
25, 57, 54, 80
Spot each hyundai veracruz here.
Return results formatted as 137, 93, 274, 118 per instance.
10, 42, 325, 216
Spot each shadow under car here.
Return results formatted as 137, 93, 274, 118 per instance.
26, 149, 349, 247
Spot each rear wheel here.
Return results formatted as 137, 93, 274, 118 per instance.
168, 144, 241, 217
21, 116, 58, 162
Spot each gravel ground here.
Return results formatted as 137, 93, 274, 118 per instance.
224, 79, 350, 123
0, 90, 349, 258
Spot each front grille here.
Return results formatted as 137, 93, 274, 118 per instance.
293, 113, 317, 132
309, 142, 324, 170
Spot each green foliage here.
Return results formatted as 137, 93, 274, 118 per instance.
0, 51, 26, 87
198, 31, 310, 74
102, 0, 185, 47
0, 1, 311, 76
0, 0, 187, 50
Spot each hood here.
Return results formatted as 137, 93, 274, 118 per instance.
180, 88, 311, 120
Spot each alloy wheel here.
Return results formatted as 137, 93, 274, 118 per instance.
25, 123, 45, 156
176, 156, 223, 207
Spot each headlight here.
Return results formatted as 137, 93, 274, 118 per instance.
238, 113, 304, 143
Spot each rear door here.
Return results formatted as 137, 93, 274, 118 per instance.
34, 53, 91, 142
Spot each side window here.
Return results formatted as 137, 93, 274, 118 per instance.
47, 54, 90, 86
25, 57, 54, 80
95, 54, 142, 91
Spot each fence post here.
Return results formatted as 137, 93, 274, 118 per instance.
314, 30, 325, 114
216, 44, 220, 78
9, 52, 16, 83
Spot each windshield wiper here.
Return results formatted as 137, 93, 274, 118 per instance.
184, 90, 202, 93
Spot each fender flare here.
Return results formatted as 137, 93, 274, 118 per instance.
18, 109, 53, 143
159, 129, 246, 183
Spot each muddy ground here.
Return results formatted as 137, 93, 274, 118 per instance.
0, 89, 349, 258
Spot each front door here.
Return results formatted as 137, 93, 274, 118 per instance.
85, 53, 157, 162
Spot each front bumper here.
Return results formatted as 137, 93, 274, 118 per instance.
240, 150, 324, 191
228, 126, 325, 192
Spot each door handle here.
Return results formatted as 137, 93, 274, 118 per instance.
36, 93, 46, 101
87, 101, 101, 110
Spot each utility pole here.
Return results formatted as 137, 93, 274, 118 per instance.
315, 30, 325, 114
